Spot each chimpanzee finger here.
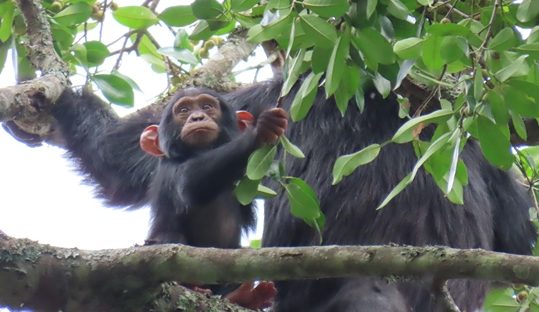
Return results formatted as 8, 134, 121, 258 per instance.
258, 113, 288, 131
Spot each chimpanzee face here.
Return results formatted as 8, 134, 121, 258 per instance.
173, 93, 222, 147
140, 88, 239, 159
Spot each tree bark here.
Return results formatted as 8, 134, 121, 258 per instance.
2, 234, 539, 311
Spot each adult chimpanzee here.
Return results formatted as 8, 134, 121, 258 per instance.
51, 87, 285, 309
224, 79, 537, 312
51, 79, 536, 312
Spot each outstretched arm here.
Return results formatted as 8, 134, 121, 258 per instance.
177, 108, 288, 207
52, 89, 158, 208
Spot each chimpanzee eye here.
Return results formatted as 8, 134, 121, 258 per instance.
179, 107, 189, 113
202, 104, 213, 110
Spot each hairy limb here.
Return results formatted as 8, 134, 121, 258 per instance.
52, 89, 158, 208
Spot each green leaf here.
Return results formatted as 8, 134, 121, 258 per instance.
393, 37, 424, 59
392, 109, 453, 143
191, 0, 224, 19
281, 49, 306, 97
515, 43, 539, 54
256, 184, 278, 198
158, 47, 199, 65
440, 36, 468, 64
136, 34, 159, 56
14, 43, 35, 81
377, 173, 413, 209
483, 288, 519, 312
446, 135, 461, 194
334, 65, 361, 115
411, 132, 453, 179
83, 41, 110, 67
511, 112, 527, 141
285, 177, 323, 224
280, 136, 305, 158
387, 0, 410, 20
93, 74, 134, 107
507, 80, 539, 106
486, 90, 508, 125
473, 68, 483, 101
158, 6, 197, 27
113, 6, 158, 29
139, 54, 166, 73
355, 87, 365, 113
54, 3, 92, 26
428, 23, 471, 37
0, 40, 9, 74
517, 0, 539, 23
476, 116, 513, 169
422, 35, 443, 71
174, 29, 193, 50
303, 0, 348, 18
353, 27, 395, 69
366, 0, 378, 18
445, 178, 463, 205
189, 20, 215, 41
332, 144, 381, 185
0, 1, 15, 42
372, 72, 391, 99
246, 145, 277, 180
230, 0, 259, 11
504, 84, 539, 118
267, 0, 292, 10
299, 14, 337, 48
488, 27, 518, 52
250, 239, 261, 248
325, 29, 350, 98
311, 46, 331, 74
111, 70, 141, 91
247, 10, 293, 43
234, 177, 260, 205
494, 55, 529, 82
290, 72, 323, 121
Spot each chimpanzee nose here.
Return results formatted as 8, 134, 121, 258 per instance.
190, 113, 205, 122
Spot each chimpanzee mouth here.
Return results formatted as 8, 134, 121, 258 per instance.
184, 127, 216, 137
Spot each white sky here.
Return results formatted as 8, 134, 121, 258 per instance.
0, 3, 272, 250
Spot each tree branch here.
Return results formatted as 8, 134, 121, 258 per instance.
2, 234, 539, 311
190, 29, 258, 91
0, 0, 69, 141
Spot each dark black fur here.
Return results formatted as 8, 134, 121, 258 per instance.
52, 88, 256, 249
52, 79, 536, 311
51, 89, 157, 208
225, 80, 537, 311
144, 88, 256, 247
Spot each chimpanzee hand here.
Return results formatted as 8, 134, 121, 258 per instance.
255, 108, 288, 145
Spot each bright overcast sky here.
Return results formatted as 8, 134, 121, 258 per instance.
0, 2, 271, 250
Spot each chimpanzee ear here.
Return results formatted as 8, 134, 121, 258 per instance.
236, 110, 254, 132
140, 125, 165, 157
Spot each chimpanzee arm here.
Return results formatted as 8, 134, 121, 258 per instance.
52, 89, 158, 208
176, 131, 258, 207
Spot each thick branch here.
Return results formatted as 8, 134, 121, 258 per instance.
2, 235, 539, 310
16, 0, 68, 75
127, 30, 258, 122
0, 0, 69, 139
190, 30, 258, 91
0, 74, 64, 122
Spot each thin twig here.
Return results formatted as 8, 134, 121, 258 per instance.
413, 65, 447, 117
433, 279, 462, 312
477, 0, 500, 56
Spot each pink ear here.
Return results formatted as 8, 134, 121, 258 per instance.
236, 110, 254, 132
140, 125, 165, 157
